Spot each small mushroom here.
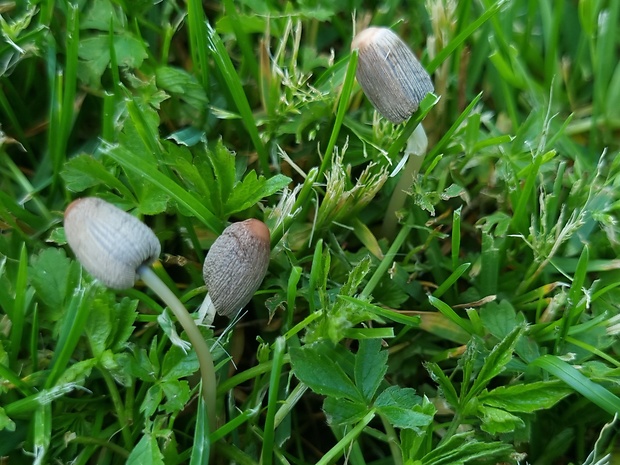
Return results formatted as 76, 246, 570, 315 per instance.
199, 219, 271, 325
352, 26, 434, 124
63, 197, 217, 431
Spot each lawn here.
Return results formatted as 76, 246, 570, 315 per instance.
1, 0, 619, 464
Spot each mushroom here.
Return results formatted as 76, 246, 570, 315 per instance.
351, 27, 434, 238
64, 197, 217, 431
198, 219, 271, 326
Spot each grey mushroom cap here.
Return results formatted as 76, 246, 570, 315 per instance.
202, 219, 271, 318
64, 197, 161, 289
352, 27, 434, 124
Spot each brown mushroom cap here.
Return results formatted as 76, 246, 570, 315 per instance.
202, 219, 271, 318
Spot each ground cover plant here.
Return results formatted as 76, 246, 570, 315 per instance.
1, 0, 620, 463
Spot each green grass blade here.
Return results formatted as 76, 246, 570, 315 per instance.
261, 336, 286, 465
103, 143, 224, 233
186, 0, 210, 91
190, 392, 211, 465
427, 0, 509, 74
428, 295, 474, 335
45, 285, 94, 389
318, 50, 358, 178
338, 296, 420, 327
9, 243, 28, 368
361, 224, 412, 298
432, 262, 470, 299
315, 410, 375, 465
531, 355, 620, 416
206, 22, 269, 174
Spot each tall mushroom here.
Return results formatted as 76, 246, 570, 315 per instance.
351, 27, 434, 238
64, 197, 217, 432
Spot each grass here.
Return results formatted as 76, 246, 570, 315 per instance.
1, 0, 620, 464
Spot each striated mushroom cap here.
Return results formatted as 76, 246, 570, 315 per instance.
64, 197, 161, 289
352, 27, 434, 124
202, 219, 271, 318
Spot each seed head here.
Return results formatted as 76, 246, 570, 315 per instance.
202, 219, 271, 318
352, 27, 434, 123
64, 197, 161, 289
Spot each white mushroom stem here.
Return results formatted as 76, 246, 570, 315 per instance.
138, 265, 217, 433
382, 123, 429, 239
197, 293, 217, 327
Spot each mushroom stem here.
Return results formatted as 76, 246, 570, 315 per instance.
137, 265, 217, 433
382, 123, 429, 239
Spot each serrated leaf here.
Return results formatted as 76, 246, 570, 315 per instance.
29, 248, 80, 318
127, 433, 165, 465
161, 345, 199, 381
85, 294, 137, 356
477, 405, 525, 435
424, 361, 459, 408
141, 384, 164, 418
62, 154, 130, 196
225, 171, 291, 216
78, 33, 148, 87
80, 0, 126, 31
466, 324, 525, 402
375, 386, 435, 431
54, 359, 97, 386
156, 66, 208, 110
290, 344, 362, 401
160, 379, 191, 414
421, 431, 513, 465
207, 140, 236, 213
479, 300, 518, 339
127, 347, 158, 383
323, 397, 368, 425
479, 380, 572, 413
354, 338, 387, 402
340, 255, 372, 297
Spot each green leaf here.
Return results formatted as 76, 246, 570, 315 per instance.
0, 407, 15, 432
375, 386, 435, 432
477, 405, 525, 435
479, 380, 572, 413
78, 33, 148, 87
479, 300, 518, 339
424, 362, 459, 408
421, 431, 514, 465
290, 343, 362, 401
86, 294, 137, 356
465, 324, 525, 403
354, 338, 387, 402
206, 140, 236, 215
225, 171, 291, 216
160, 379, 191, 414
340, 255, 372, 297
141, 384, 163, 418
127, 433, 165, 465
156, 66, 208, 110
29, 248, 80, 318
80, 0, 126, 31
61, 154, 132, 198
323, 397, 368, 425
161, 345, 199, 381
